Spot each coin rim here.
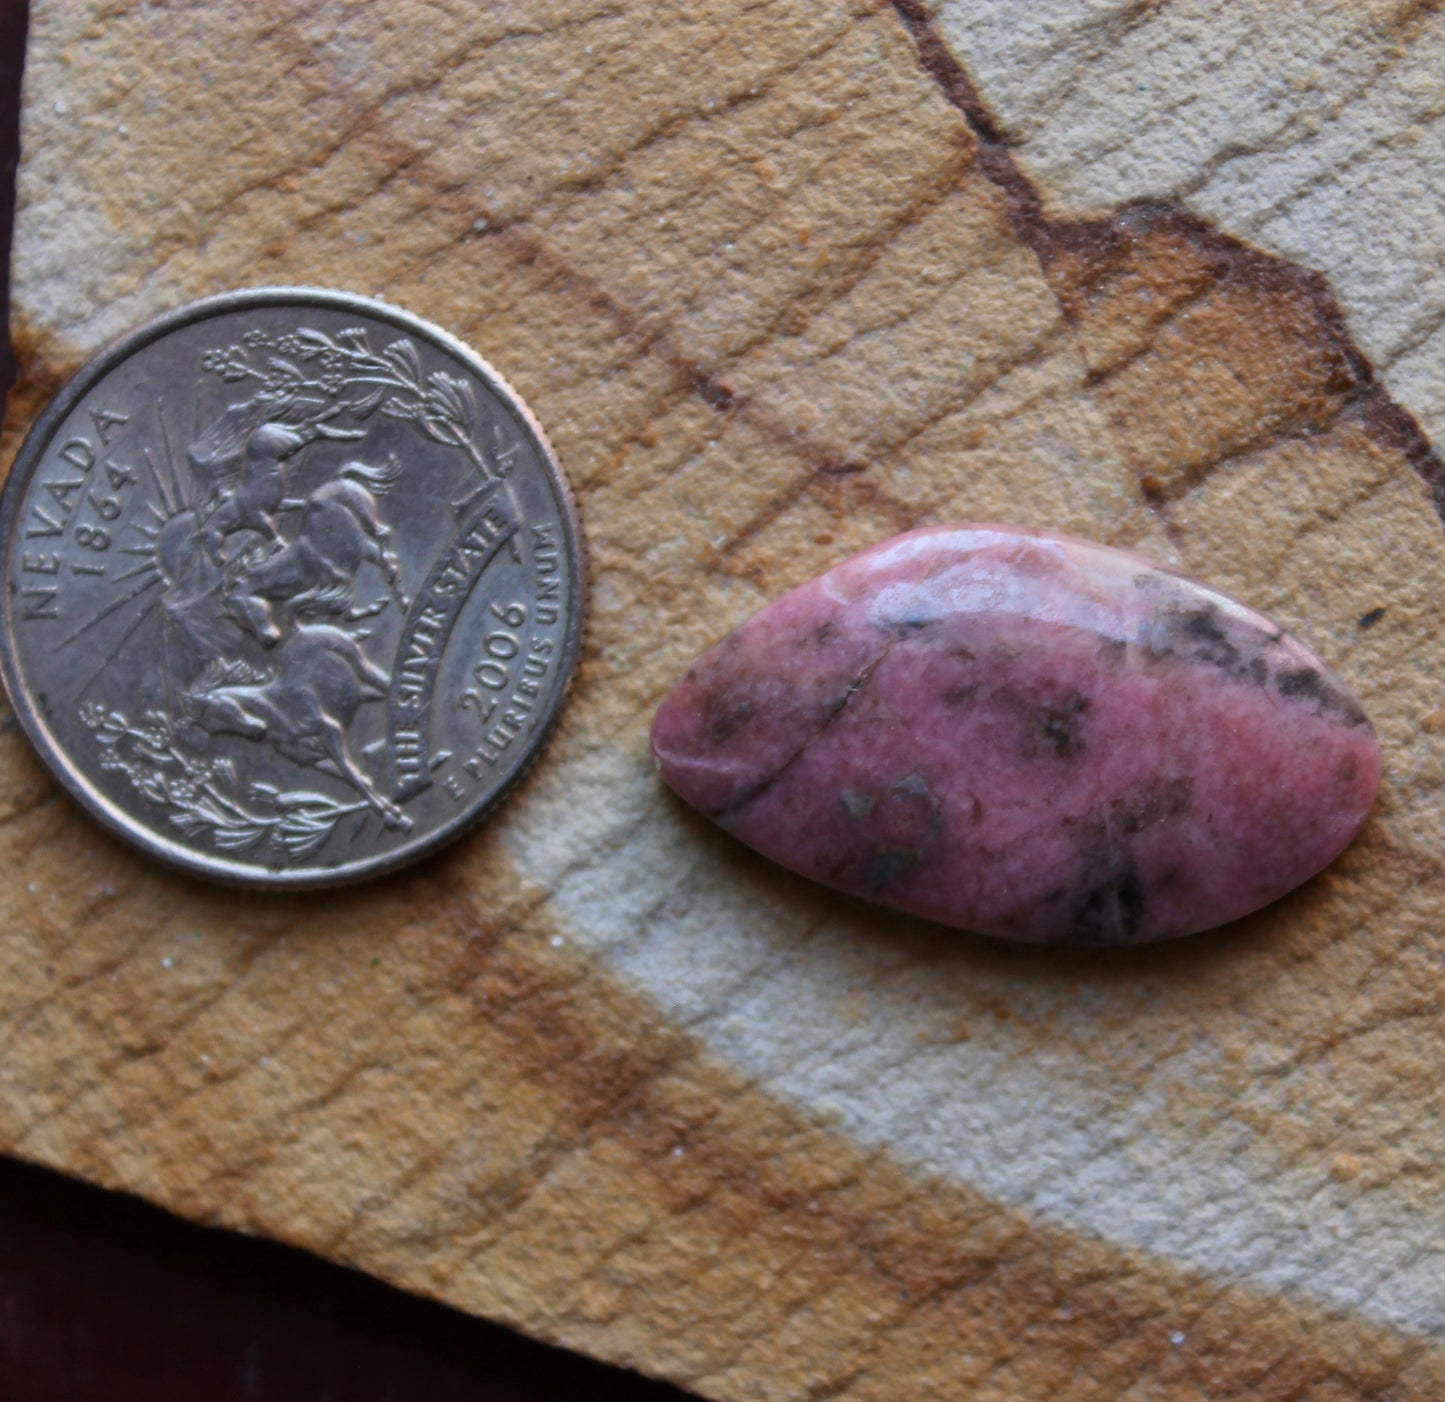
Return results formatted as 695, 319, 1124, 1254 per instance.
0, 286, 587, 888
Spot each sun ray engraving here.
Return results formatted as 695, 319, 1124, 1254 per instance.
76, 597, 163, 699
112, 559, 163, 586
56, 573, 163, 649
155, 399, 189, 516
141, 445, 181, 517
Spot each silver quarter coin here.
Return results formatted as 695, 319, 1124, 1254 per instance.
0, 288, 585, 886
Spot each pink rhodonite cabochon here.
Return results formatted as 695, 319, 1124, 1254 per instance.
651, 526, 1381, 945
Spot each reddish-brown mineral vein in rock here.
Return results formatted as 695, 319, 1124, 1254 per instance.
652, 526, 1381, 944
886, 0, 1445, 518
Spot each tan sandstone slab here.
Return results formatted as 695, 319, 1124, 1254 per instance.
5, 3, 1445, 1399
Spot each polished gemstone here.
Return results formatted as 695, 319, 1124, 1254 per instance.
651, 526, 1381, 944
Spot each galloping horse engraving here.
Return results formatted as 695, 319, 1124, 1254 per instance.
187, 624, 408, 828
153, 388, 417, 842
191, 412, 364, 563
229, 458, 407, 644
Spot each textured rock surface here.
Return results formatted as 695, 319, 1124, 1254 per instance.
5, 3, 1445, 1399
653, 525, 1382, 943
927, 0, 1445, 448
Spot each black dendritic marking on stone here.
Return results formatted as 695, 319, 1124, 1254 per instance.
863, 848, 920, 893
942, 682, 980, 707
1183, 604, 1240, 654
1030, 693, 1091, 759
705, 692, 757, 745
829, 770, 943, 897
1058, 777, 1194, 943
1071, 866, 1147, 945
1096, 637, 1128, 668
1274, 665, 1369, 728
879, 611, 943, 640
1143, 602, 1367, 726
1145, 603, 1248, 676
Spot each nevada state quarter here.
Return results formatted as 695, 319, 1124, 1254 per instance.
0, 289, 584, 886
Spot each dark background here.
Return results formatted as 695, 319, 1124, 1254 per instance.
1, 0, 20, 400
0, 5, 688, 1397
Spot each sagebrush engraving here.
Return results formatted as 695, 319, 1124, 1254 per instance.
81, 702, 370, 859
